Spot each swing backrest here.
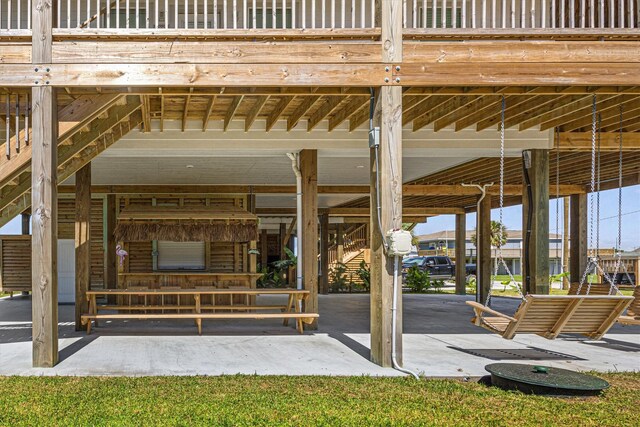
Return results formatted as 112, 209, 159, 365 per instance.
568, 283, 613, 296
507, 295, 633, 339
628, 287, 640, 316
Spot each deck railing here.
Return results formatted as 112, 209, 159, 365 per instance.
403, 0, 637, 29
1, 0, 637, 31
52, 0, 377, 29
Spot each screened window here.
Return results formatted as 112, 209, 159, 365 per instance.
157, 241, 206, 270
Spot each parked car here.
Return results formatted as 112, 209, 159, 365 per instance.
402, 256, 475, 280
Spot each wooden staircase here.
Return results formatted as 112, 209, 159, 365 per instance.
0, 94, 142, 227
328, 224, 370, 288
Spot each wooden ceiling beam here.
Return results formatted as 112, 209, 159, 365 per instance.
402, 96, 441, 126
181, 90, 193, 132
516, 94, 593, 130
556, 132, 640, 151
328, 96, 368, 131
474, 95, 554, 131
266, 95, 294, 131
349, 104, 370, 131
555, 95, 635, 131
223, 95, 244, 131
202, 95, 216, 131
159, 94, 165, 132
307, 96, 345, 131
287, 95, 320, 131
245, 96, 269, 132
432, 95, 484, 131
413, 96, 472, 131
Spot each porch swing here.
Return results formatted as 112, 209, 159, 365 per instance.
466, 96, 633, 340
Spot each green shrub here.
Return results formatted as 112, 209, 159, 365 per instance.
356, 260, 371, 292
330, 262, 350, 292
405, 265, 430, 293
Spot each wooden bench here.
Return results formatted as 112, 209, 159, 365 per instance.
467, 294, 633, 340
81, 288, 318, 334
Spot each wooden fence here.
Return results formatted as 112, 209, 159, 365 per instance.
403, 0, 638, 29
2, 0, 636, 30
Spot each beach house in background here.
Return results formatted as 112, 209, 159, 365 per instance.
417, 230, 564, 275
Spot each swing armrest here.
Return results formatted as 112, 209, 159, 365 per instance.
466, 301, 517, 322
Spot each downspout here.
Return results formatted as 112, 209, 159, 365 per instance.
286, 152, 303, 291
461, 183, 493, 303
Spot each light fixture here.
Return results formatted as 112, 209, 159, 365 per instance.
356, 165, 365, 169
186, 164, 194, 169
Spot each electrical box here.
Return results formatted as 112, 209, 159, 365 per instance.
368, 127, 380, 148
386, 229, 413, 256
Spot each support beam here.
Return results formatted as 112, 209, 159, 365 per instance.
557, 132, 640, 151
569, 194, 588, 284
319, 213, 329, 295
54, 184, 586, 196
279, 222, 287, 260
260, 229, 268, 268
31, 86, 58, 367
455, 213, 466, 295
31, 0, 57, 367
105, 194, 117, 291
300, 150, 318, 329
336, 223, 344, 263
562, 197, 570, 290
522, 150, 550, 295
477, 194, 492, 304
369, 85, 403, 367
74, 163, 91, 331
21, 213, 30, 234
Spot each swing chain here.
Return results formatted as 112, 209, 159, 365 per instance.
485, 96, 523, 307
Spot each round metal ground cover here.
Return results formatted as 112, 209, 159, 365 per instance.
485, 363, 610, 397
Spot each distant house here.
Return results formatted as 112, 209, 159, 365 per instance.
415, 230, 563, 275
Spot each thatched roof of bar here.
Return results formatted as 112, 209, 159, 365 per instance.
115, 205, 258, 242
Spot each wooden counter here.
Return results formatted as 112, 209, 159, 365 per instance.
118, 272, 262, 289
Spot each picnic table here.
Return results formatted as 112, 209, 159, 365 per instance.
81, 288, 317, 334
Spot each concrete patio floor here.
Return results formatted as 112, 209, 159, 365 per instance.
0, 293, 638, 377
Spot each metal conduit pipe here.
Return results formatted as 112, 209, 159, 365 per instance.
286, 152, 303, 291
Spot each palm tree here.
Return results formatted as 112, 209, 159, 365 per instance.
471, 221, 509, 278
470, 221, 508, 249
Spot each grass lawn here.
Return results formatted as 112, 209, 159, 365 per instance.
0, 374, 639, 426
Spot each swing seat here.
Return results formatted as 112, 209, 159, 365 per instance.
568, 283, 614, 296
467, 295, 633, 340
618, 287, 640, 326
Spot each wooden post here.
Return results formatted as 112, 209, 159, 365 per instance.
300, 149, 318, 329
562, 197, 570, 290
336, 223, 344, 263
279, 222, 287, 260
319, 212, 329, 295
20, 213, 31, 295
105, 194, 117, 290
31, 0, 57, 369
570, 194, 588, 284
455, 213, 466, 295
369, 0, 403, 367
74, 163, 91, 331
260, 229, 268, 268
478, 194, 492, 304
522, 150, 550, 295
21, 213, 30, 234
370, 86, 403, 367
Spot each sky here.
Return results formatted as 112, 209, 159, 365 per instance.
2, 185, 638, 251
413, 185, 640, 251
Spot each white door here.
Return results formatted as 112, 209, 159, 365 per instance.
57, 239, 75, 304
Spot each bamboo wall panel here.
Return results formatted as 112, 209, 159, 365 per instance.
127, 241, 153, 272
0, 235, 30, 292
58, 198, 105, 288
